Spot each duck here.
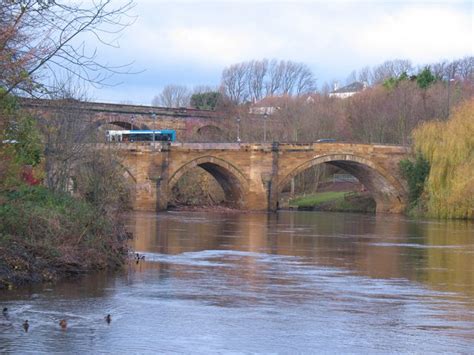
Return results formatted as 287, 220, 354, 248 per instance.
2, 307, 8, 317
59, 319, 67, 330
105, 314, 111, 324
135, 253, 146, 264
23, 320, 29, 332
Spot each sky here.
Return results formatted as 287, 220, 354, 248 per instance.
88, 0, 473, 105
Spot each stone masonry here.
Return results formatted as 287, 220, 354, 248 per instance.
114, 142, 409, 214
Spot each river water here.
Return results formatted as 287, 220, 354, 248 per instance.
1, 211, 473, 353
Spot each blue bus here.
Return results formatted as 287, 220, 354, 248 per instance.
106, 130, 176, 142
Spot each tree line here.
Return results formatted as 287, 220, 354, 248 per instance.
164, 56, 472, 146
152, 56, 472, 115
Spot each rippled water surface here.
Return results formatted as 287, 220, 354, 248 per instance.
1, 211, 473, 353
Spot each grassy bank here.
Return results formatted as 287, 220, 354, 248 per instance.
289, 191, 346, 208
0, 186, 129, 289
289, 191, 375, 213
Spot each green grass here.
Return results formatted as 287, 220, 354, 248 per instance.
289, 191, 376, 213
289, 191, 347, 208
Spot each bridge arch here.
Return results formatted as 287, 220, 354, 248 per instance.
168, 156, 249, 208
192, 124, 228, 142
278, 154, 406, 213
196, 125, 223, 135
92, 118, 150, 131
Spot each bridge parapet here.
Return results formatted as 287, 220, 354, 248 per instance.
110, 141, 409, 151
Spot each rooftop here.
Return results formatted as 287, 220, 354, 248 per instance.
331, 81, 366, 94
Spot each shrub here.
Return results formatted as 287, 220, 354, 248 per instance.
399, 154, 430, 206
412, 99, 474, 218
0, 185, 128, 288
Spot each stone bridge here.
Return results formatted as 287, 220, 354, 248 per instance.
112, 142, 409, 213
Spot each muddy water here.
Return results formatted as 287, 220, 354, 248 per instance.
1, 211, 473, 353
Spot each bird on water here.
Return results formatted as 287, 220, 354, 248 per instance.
59, 319, 67, 330
23, 320, 29, 332
105, 314, 111, 324
135, 253, 145, 264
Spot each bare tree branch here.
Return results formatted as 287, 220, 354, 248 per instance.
0, 0, 136, 99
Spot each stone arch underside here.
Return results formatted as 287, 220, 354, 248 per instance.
194, 125, 227, 142
168, 156, 249, 208
196, 125, 223, 135
278, 154, 407, 213
92, 119, 151, 131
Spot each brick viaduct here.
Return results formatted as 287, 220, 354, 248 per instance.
20, 98, 232, 141
21, 99, 410, 213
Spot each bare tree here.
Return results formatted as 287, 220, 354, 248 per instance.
0, 0, 135, 99
319, 81, 332, 95
74, 149, 132, 213
265, 59, 284, 96
371, 59, 412, 84
35, 80, 131, 211
221, 62, 249, 104
152, 85, 190, 107
247, 59, 268, 102
221, 59, 316, 103
346, 70, 357, 85
281, 61, 299, 94
268, 60, 316, 96
456, 56, 473, 81
431, 60, 449, 80
358, 66, 371, 85
295, 62, 317, 95
192, 85, 218, 94
40, 86, 95, 192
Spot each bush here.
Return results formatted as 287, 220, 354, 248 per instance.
0, 185, 129, 288
399, 154, 430, 207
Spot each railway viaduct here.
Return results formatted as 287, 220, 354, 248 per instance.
19, 98, 232, 141
113, 142, 409, 214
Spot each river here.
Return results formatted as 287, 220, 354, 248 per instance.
1, 211, 473, 353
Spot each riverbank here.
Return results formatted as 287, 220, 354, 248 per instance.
289, 191, 376, 213
0, 186, 130, 289
169, 205, 245, 213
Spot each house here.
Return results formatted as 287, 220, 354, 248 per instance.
249, 96, 289, 115
329, 81, 367, 99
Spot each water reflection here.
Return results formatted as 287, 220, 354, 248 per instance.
130, 211, 474, 306
1, 211, 473, 353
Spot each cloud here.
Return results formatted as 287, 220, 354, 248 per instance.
353, 5, 473, 63
89, 1, 472, 104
